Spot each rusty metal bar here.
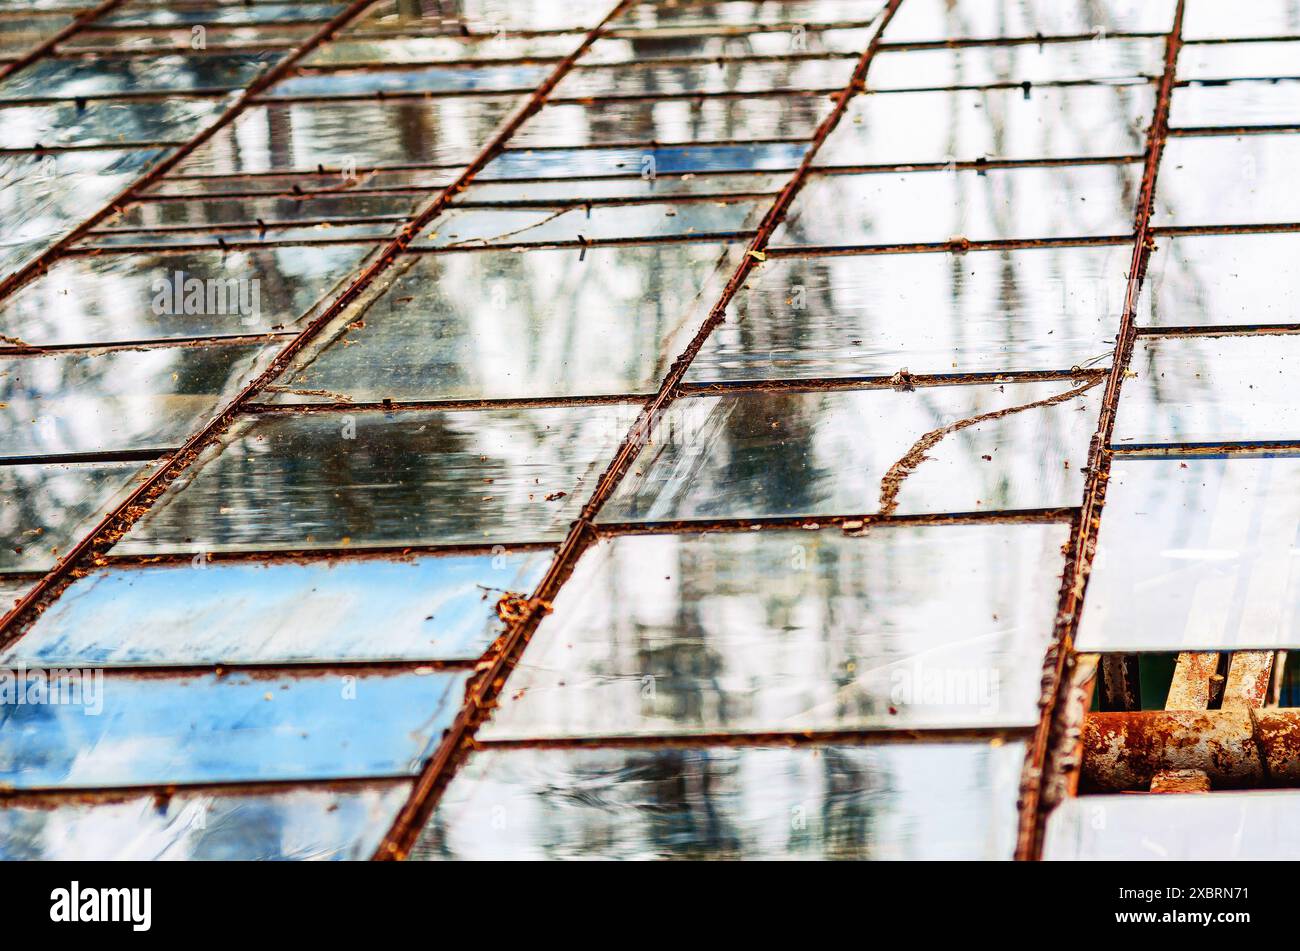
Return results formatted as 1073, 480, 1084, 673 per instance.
1098, 654, 1142, 711
1166, 651, 1222, 711
1224, 651, 1275, 709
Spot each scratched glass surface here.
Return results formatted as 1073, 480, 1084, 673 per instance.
95, 2, 344, 25
168, 97, 518, 176
78, 219, 400, 248
115, 404, 636, 554
102, 192, 424, 229
611, 0, 887, 30
815, 84, 1153, 167
687, 245, 1125, 384
2, 98, 225, 149
266, 63, 551, 98
0, 343, 274, 460
1, 149, 166, 282
510, 95, 833, 148
1114, 336, 1300, 448
867, 39, 1164, 90
1154, 135, 1300, 227
0, 53, 278, 99
770, 163, 1140, 249
590, 27, 873, 61
415, 741, 1024, 860
1169, 80, 1300, 129
304, 33, 583, 66
0, 461, 152, 572
348, 0, 612, 33
0, 669, 469, 789
0, 245, 370, 347
882, 0, 1177, 41
1045, 791, 1300, 861
1077, 455, 1300, 652
416, 199, 768, 248
478, 143, 808, 179
0, 785, 411, 861
1139, 232, 1300, 328
267, 244, 742, 403
457, 173, 784, 204
1183, 0, 1300, 40
600, 380, 1102, 523
5, 550, 552, 666
551, 59, 858, 100
481, 523, 1069, 740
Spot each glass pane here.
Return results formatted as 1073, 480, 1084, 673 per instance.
0, 53, 277, 99
0, 244, 375, 347
481, 522, 1070, 740
0, 575, 34, 611
1178, 40, 1300, 81
1114, 335, 1300, 447
458, 172, 784, 203
1184, 0, 1300, 40
0, 342, 276, 459
883, 0, 1177, 41
0, 15, 76, 56
77, 219, 399, 248
267, 243, 742, 403
611, 1, 887, 30
416, 199, 768, 247
305, 33, 582, 66
63, 24, 315, 53
103, 192, 423, 228
415, 741, 1024, 860
266, 63, 552, 98
0, 461, 153, 571
591, 27, 873, 61
1045, 791, 1300, 860
115, 403, 638, 554
771, 164, 1141, 249
0, 669, 469, 788
815, 84, 1153, 167
600, 380, 1101, 523
1077, 454, 1300, 651
511, 95, 833, 148
346, 0, 610, 34
4, 549, 552, 666
552, 58, 857, 99
1153, 134, 1300, 227
687, 245, 1126, 383
1170, 80, 1300, 129
145, 166, 456, 197
0, 784, 410, 860
478, 142, 808, 179
95, 2, 345, 26
2, 98, 225, 149
1140, 232, 1300, 328
867, 39, 1164, 90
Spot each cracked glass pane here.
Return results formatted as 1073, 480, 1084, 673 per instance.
1078, 454, 1300, 652
600, 380, 1102, 523
480, 522, 1069, 739
0, 784, 411, 861
267, 243, 743, 403
115, 404, 638, 554
0, 669, 469, 788
415, 741, 1024, 860
1141, 233, 1300, 329
687, 245, 1125, 383
4, 549, 552, 666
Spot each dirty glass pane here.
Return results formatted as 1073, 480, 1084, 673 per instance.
0, 784, 411, 860
591, 27, 873, 61
1183, 0, 1300, 40
883, 0, 1177, 41
267, 63, 551, 98
771, 163, 1140, 249
304, 33, 582, 66
1045, 791, 1300, 860
0, 342, 275, 460
5, 549, 553, 666
1140, 232, 1300, 328
0, 244, 374, 346
169, 98, 518, 176
95, 2, 345, 26
1170, 80, 1300, 129
349, 0, 612, 33
417, 199, 768, 247
611, 1, 887, 30
102, 193, 421, 229
553, 59, 857, 99
415, 741, 1024, 860
2, 98, 225, 149
867, 39, 1164, 90
1, 149, 167, 281
478, 142, 808, 179
115, 404, 638, 554
511, 95, 833, 147
0, 461, 153, 571
1153, 134, 1300, 227
146, 166, 456, 197
815, 84, 1153, 167
0, 53, 277, 99
0, 669, 469, 788
1077, 454, 1300, 652
267, 243, 742, 403
0, 15, 75, 56
687, 245, 1126, 383
600, 380, 1101, 523
458, 173, 783, 203
481, 523, 1069, 739
78, 219, 400, 248
63, 24, 315, 53
1114, 335, 1300, 448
